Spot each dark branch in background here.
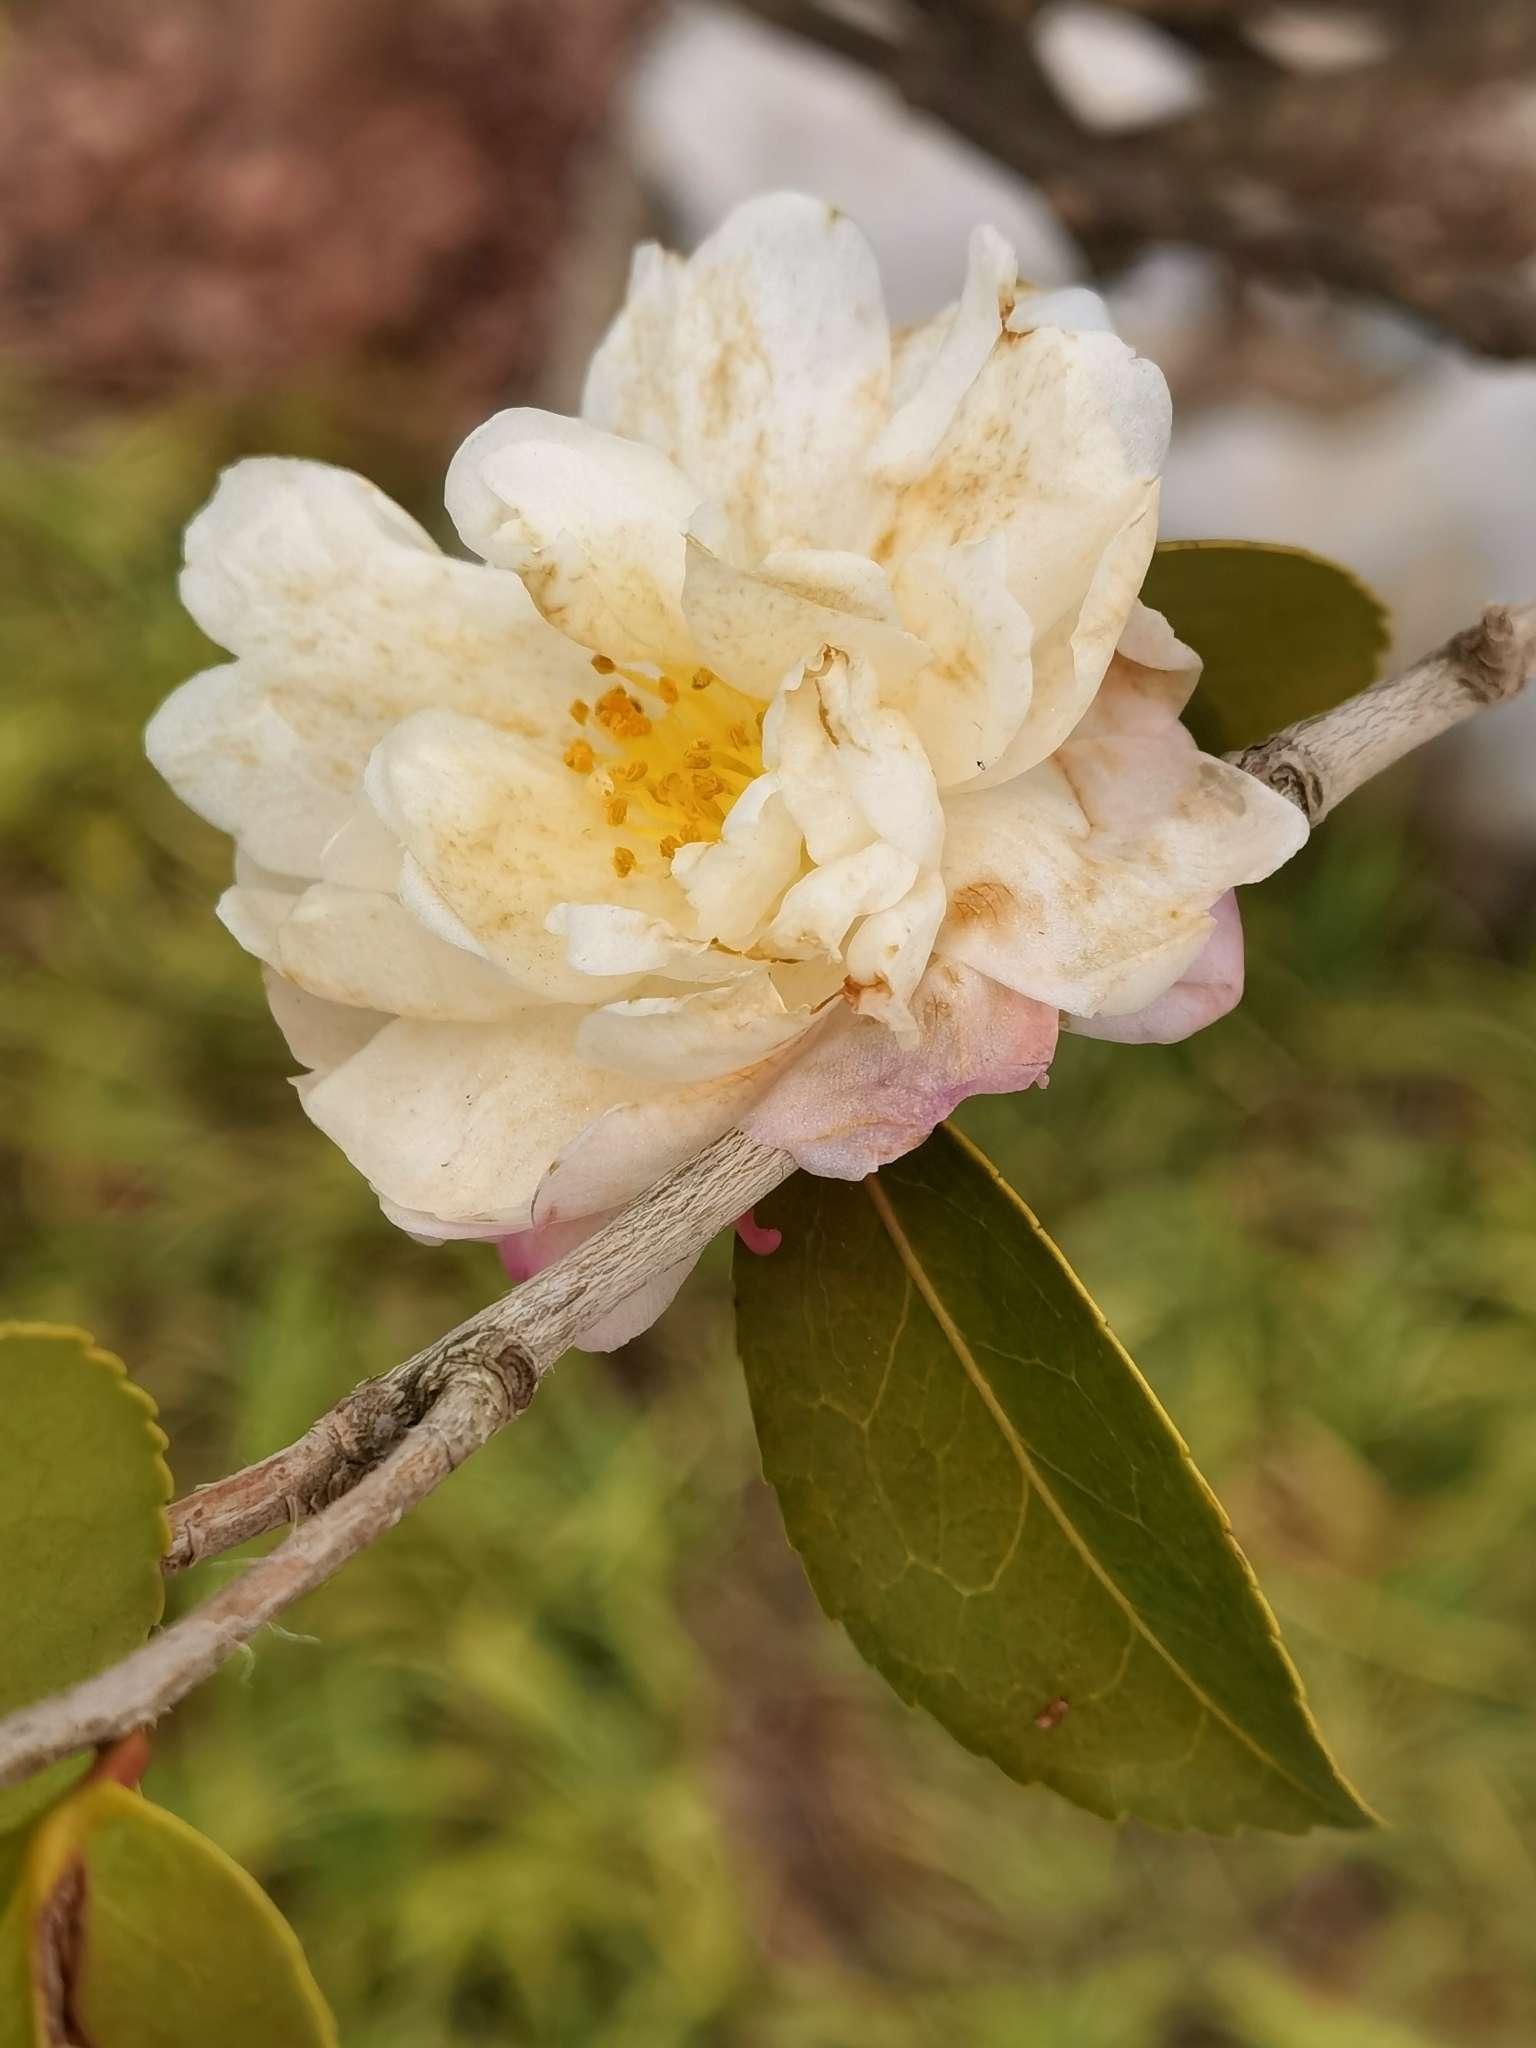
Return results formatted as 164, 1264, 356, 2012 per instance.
0, 611, 1527, 1795
736, 0, 1536, 358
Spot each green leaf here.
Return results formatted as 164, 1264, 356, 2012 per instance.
1142, 541, 1388, 753
733, 1127, 1374, 1836
7, 1780, 335, 2046
0, 1324, 172, 1834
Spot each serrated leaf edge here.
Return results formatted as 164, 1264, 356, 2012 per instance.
0, 1321, 174, 1571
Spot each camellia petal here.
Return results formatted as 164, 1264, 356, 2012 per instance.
761, 841, 918, 960
744, 959, 1057, 1178
301, 1010, 679, 1236
681, 538, 928, 699
220, 881, 543, 1022
583, 191, 893, 560
575, 971, 821, 1083
146, 192, 1310, 1332
445, 409, 700, 665
1067, 888, 1246, 1044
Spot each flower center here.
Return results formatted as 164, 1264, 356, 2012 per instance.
562, 655, 764, 878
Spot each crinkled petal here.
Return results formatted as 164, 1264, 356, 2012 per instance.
816, 651, 945, 867
670, 773, 804, 946
762, 841, 917, 960
366, 709, 683, 1003
445, 409, 699, 665
744, 959, 1057, 1177
681, 539, 928, 699
1067, 888, 1245, 1043
843, 870, 948, 1041
301, 1010, 679, 1236
583, 192, 892, 560
761, 665, 876, 864
576, 970, 820, 1082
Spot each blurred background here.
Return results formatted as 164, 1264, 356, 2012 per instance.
3, 1, 1535, 2041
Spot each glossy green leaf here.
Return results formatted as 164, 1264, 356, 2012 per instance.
6, 1780, 335, 2046
0, 1325, 171, 1834
734, 1126, 1373, 1835
1143, 540, 1388, 752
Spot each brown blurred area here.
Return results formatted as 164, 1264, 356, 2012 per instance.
0, 0, 651, 435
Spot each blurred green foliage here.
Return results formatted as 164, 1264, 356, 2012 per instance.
2, 394, 1535, 2046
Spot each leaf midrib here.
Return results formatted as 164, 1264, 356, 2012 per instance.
861, 1171, 1335, 1818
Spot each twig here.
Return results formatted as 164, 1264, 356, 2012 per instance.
0, 1128, 793, 1790
0, 606, 1530, 1791
1229, 603, 1536, 824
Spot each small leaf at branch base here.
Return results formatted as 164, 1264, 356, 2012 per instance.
733, 1126, 1374, 1836
0, 1325, 172, 1835
1143, 540, 1389, 753
14, 1780, 335, 2047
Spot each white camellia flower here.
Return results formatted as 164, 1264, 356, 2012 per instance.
147, 193, 1307, 1345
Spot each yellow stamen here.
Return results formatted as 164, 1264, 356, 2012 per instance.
592, 654, 616, 675
574, 661, 765, 856
562, 739, 595, 774
569, 698, 591, 725
612, 846, 636, 878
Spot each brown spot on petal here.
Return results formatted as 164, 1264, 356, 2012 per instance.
947, 879, 1014, 930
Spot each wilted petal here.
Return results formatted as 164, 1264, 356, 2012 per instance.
1067, 888, 1245, 1043
877, 324, 1169, 570
584, 191, 892, 559
745, 959, 1057, 1177
670, 773, 805, 947
762, 840, 917, 959
576, 970, 820, 1082
843, 870, 948, 1041
445, 409, 699, 665
939, 723, 1306, 1017
301, 1010, 679, 1236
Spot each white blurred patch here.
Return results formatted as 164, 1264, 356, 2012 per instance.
1033, 2, 1207, 132
626, 3, 1075, 319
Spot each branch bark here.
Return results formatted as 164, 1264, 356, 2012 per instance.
1229, 603, 1536, 824
0, 607, 1530, 1792
736, 0, 1536, 359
